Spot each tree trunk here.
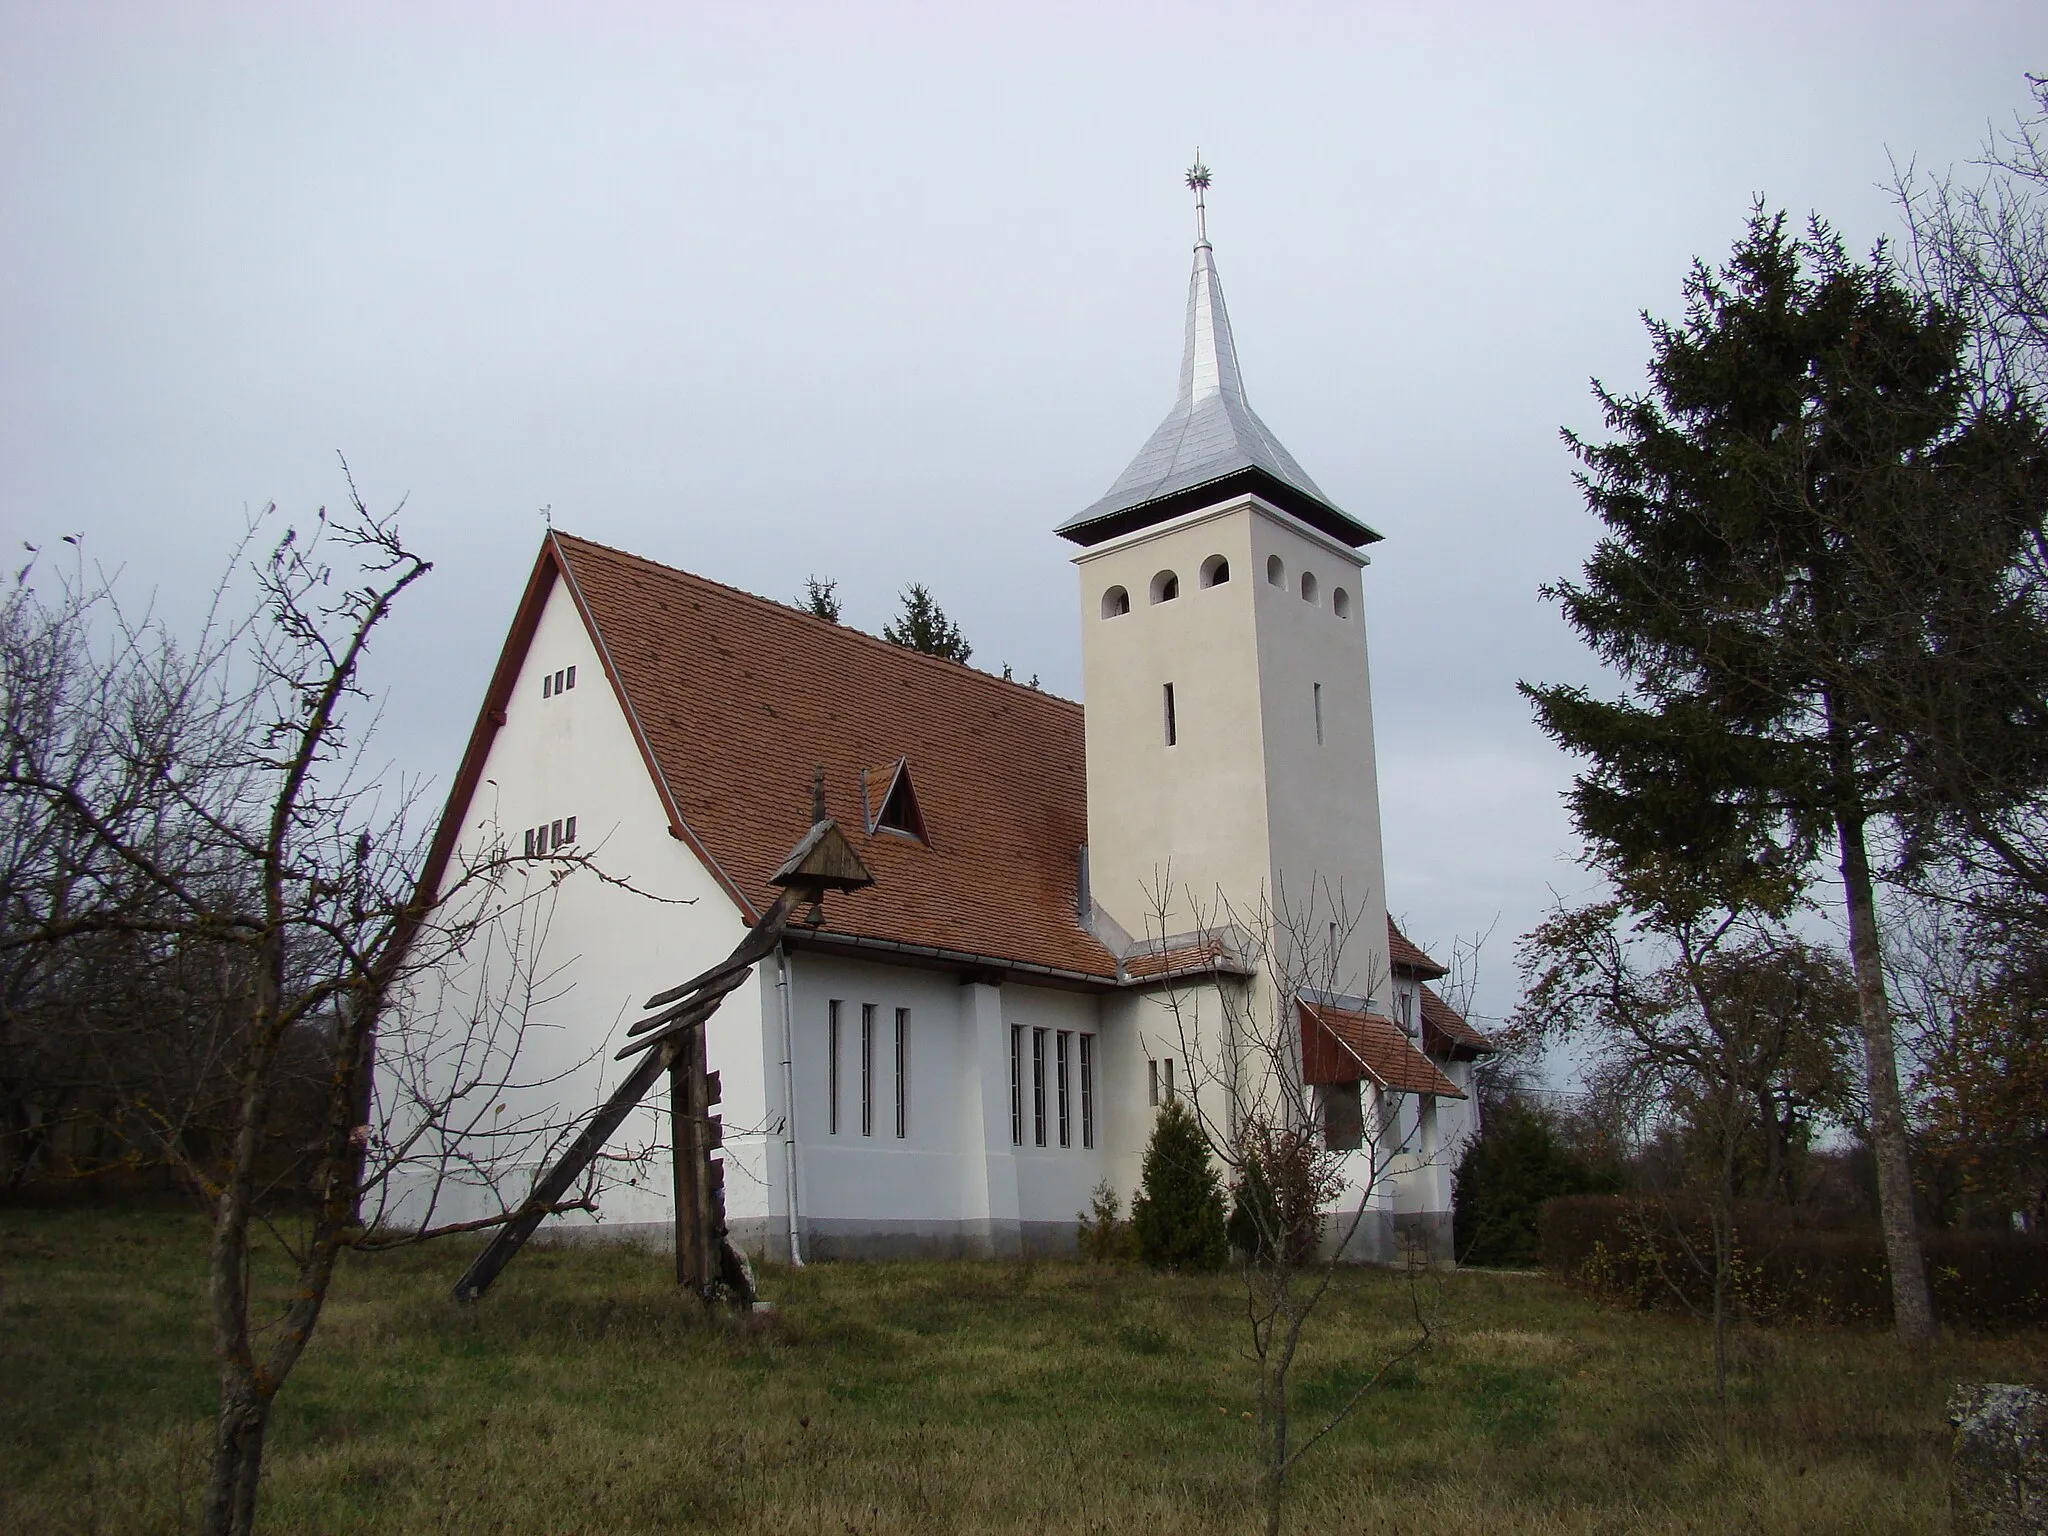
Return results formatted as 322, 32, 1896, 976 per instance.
200, 1376, 269, 1536
1837, 807, 1936, 1348
1264, 1367, 1287, 1536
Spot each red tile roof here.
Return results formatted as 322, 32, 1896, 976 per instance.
1299, 1001, 1463, 1098
557, 533, 1124, 979
416, 533, 1117, 982
1419, 984, 1493, 1057
1388, 919, 1447, 980
1118, 935, 1256, 984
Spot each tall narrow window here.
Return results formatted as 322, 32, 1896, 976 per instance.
1313, 682, 1324, 745
1164, 1057, 1176, 1102
1009, 1026, 1024, 1146
550, 818, 563, 849
860, 1003, 875, 1137
894, 1008, 910, 1138
1032, 1028, 1048, 1146
1079, 1033, 1096, 1148
1056, 1030, 1072, 1147
1163, 683, 1177, 746
1148, 1058, 1160, 1107
827, 1000, 842, 1134
522, 828, 536, 857
542, 672, 552, 698
564, 664, 576, 689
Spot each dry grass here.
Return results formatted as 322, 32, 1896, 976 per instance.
3, 1208, 2043, 1534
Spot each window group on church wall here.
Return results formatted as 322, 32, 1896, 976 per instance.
540, 664, 577, 698
1100, 556, 1240, 619
522, 816, 577, 856
1010, 1025, 1095, 1149
1147, 1055, 1176, 1106
1262, 552, 1355, 621
826, 1000, 911, 1141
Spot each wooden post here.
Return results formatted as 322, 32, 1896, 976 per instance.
670, 1056, 704, 1294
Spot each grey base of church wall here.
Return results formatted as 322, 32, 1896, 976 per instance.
511, 1212, 1453, 1266
1392, 1211, 1455, 1265
761, 1217, 1079, 1263
1322, 1210, 1455, 1267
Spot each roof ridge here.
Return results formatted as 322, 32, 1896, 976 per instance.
551, 530, 1083, 716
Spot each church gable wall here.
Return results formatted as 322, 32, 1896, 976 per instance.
384, 574, 766, 1242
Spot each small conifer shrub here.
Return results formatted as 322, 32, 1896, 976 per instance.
1131, 1098, 1228, 1272
1076, 1179, 1137, 1264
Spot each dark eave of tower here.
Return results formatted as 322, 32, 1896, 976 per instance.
1059, 234, 1382, 551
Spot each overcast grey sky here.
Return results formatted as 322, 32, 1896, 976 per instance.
3, 1, 2042, 1027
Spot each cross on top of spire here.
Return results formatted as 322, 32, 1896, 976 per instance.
1185, 152, 1212, 247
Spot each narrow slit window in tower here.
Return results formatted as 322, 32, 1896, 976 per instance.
1163, 683, 1177, 746
1009, 1026, 1024, 1146
1314, 682, 1324, 745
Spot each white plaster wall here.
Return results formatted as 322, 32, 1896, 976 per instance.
378, 576, 766, 1238
1248, 511, 1391, 1009
781, 951, 979, 1228
1074, 501, 1269, 939
778, 954, 1112, 1242
1002, 982, 1116, 1226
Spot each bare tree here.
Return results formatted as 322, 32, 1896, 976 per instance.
1894, 75, 2048, 409
1138, 876, 1440, 1536
1515, 891, 1858, 1409
0, 475, 665, 1536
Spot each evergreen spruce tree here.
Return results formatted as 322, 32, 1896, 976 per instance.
882, 583, 972, 662
1131, 1098, 1228, 1272
1451, 1098, 1615, 1269
1523, 205, 2048, 1346
797, 575, 841, 622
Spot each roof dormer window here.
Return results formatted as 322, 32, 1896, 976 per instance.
862, 757, 929, 844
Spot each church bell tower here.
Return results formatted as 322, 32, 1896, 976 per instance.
1060, 163, 1394, 1004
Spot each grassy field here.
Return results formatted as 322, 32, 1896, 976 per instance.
3, 1209, 2043, 1534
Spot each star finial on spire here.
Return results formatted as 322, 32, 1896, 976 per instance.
1185, 151, 1211, 247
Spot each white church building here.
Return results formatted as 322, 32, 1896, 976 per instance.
388, 208, 1491, 1263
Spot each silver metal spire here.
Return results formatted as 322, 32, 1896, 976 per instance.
1056, 166, 1380, 549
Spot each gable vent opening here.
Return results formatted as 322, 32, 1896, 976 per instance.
862, 757, 930, 845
